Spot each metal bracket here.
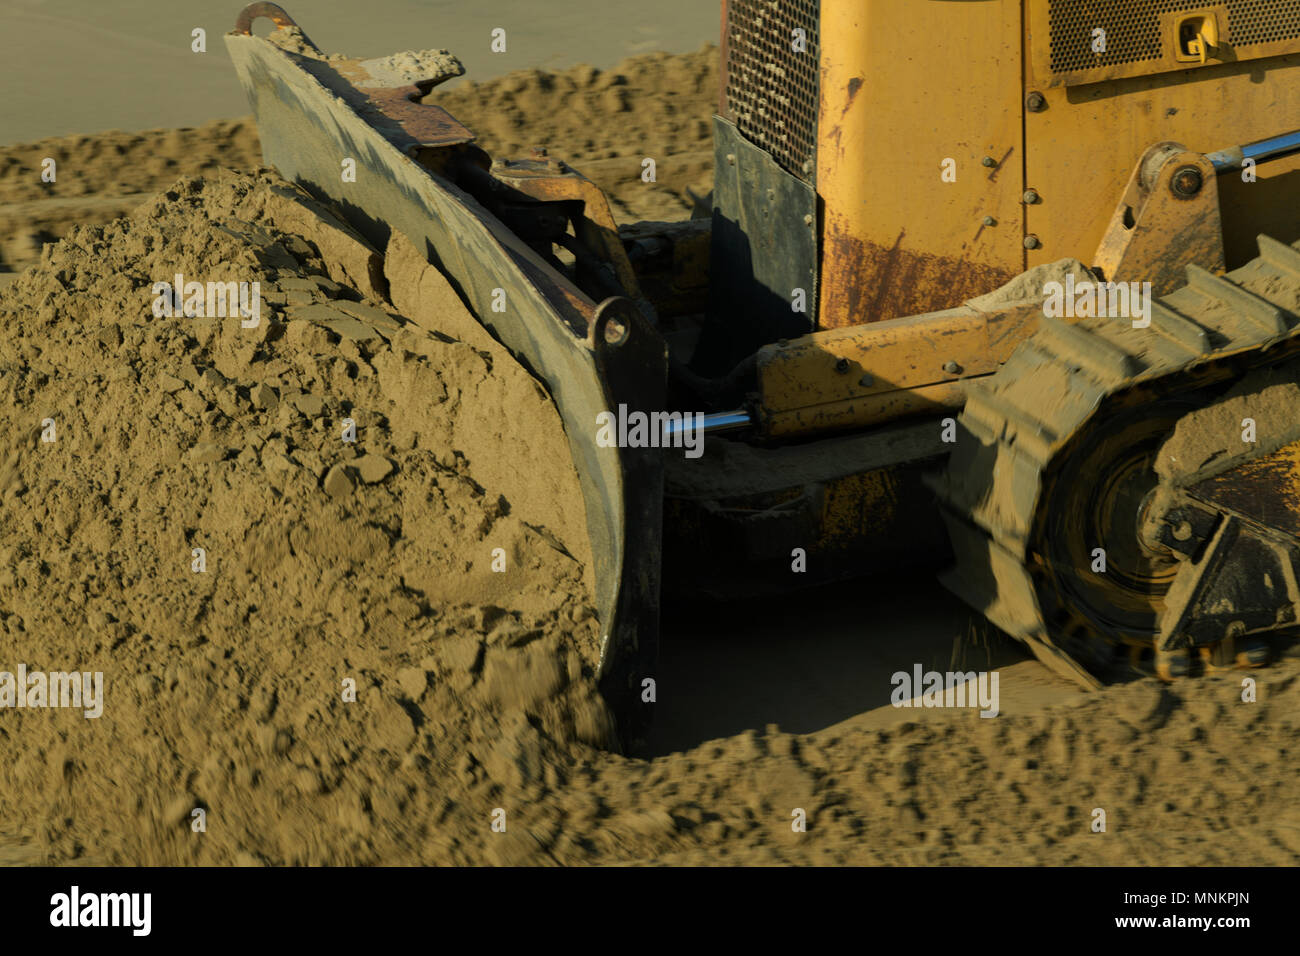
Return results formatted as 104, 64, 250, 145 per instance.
1093, 143, 1224, 295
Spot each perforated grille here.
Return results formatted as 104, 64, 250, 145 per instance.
723, 0, 820, 182
1048, 0, 1300, 74
1229, 0, 1300, 45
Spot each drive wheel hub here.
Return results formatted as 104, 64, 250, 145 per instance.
1033, 400, 1200, 666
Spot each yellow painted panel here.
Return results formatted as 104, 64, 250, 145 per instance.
817, 0, 1025, 327
1024, 55, 1300, 270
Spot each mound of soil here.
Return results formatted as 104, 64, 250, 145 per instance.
0, 169, 608, 864
0, 48, 717, 276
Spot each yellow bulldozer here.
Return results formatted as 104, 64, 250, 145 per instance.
227, 1, 1300, 745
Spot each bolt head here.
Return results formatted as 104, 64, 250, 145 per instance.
1171, 165, 1204, 198
1023, 189, 1041, 204
834, 357, 850, 374
1026, 91, 1047, 112
983, 216, 997, 227
1024, 235, 1041, 250
982, 156, 997, 167
943, 360, 961, 375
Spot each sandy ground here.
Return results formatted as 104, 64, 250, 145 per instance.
0, 48, 714, 276
645, 576, 1089, 757
0, 34, 1298, 866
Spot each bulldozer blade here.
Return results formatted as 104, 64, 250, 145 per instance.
225, 4, 667, 748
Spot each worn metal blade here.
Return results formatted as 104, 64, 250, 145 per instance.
225, 7, 666, 747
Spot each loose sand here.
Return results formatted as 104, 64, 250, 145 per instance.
0, 52, 1297, 866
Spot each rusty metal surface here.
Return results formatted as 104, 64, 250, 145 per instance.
816, 1, 1024, 330
233, 2, 301, 36
359, 88, 476, 152
225, 10, 667, 745
818, 227, 1019, 328
486, 156, 642, 301
1190, 438, 1300, 535
234, 3, 474, 154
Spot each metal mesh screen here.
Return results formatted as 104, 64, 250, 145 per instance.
1048, 0, 1300, 74
724, 0, 820, 182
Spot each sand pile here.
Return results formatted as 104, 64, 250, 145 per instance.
0, 120, 260, 276
0, 168, 610, 864
0, 47, 717, 276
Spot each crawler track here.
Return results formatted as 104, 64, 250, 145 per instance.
933, 235, 1300, 686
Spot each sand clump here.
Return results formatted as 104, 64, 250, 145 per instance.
359, 50, 465, 89
264, 24, 466, 88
